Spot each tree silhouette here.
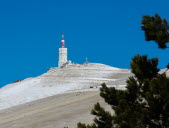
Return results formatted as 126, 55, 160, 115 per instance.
141, 14, 169, 49
77, 14, 169, 128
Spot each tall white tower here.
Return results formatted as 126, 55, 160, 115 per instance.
58, 32, 68, 68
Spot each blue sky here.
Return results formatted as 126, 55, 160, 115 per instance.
0, 0, 169, 87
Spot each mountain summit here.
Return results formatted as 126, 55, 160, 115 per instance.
0, 63, 131, 110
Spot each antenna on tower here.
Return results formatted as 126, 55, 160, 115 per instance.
61, 32, 65, 47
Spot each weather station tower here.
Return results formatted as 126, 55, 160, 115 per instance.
58, 32, 68, 68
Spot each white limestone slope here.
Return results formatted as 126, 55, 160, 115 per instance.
0, 63, 131, 110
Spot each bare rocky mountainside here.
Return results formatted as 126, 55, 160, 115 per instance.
0, 63, 132, 128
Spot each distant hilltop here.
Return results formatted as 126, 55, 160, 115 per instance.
0, 63, 131, 110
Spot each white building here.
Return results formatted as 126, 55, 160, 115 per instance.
58, 32, 68, 68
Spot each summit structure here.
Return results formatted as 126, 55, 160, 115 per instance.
58, 32, 68, 68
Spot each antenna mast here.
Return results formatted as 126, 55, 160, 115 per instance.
61, 32, 65, 47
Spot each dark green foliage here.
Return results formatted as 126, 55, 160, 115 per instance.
145, 74, 169, 127
77, 123, 95, 128
130, 55, 159, 81
91, 103, 113, 128
77, 14, 169, 128
100, 83, 123, 106
141, 14, 169, 49
77, 102, 113, 128
78, 55, 169, 128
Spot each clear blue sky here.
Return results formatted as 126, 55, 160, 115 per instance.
0, 0, 169, 87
